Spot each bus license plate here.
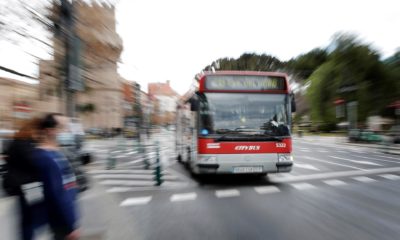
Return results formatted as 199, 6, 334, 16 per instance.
233, 166, 263, 173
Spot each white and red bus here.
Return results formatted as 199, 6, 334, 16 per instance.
176, 71, 296, 175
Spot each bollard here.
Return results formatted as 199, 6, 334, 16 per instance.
106, 149, 116, 170
154, 142, 163, 186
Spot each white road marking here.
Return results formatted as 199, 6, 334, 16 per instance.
317, 149, 329, 153
254, 186, 280, 194
353, 176, 377, 183
295, 163, 320, 171
100, 180, 155, 186
89, 169, 162, 175
170, 192, 197, 202
323, 179, 347, 186
128, 159, 147, 164
93, 174, 178, 180
106, 182, 190, 193
329, 156, 383, 166
303, 156, 366, 171
216, 189, 240, 198
348, 154, 400, 164
379, 174, 400, 180
107, 187, 133, 193
371, 154, 400, 160
120, 196, 152, 207
291, 183, 316, 190
300, 149, 311, 152
336, 150, 349, 153
268, 166, 400, 183
95, 149, 108, 153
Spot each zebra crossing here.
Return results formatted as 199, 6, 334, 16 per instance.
118, 172, 400, 207
84, 135, 190, 192
88, 167, 190, 192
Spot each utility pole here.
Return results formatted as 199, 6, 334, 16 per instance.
60, 0, 83, 118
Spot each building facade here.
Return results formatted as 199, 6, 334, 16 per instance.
39, 1, 124, 129
148, 80, 180, 126
0, 77, 39, 129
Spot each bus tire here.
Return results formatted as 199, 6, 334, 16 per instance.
186, 147, 192, 169
257, 173, 268, 178
177, 154, 182, 163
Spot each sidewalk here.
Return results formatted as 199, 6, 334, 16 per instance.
0, 196, 19, 240
0, 175, 145, 240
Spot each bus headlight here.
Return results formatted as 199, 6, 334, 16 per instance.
278, 154, 293, 162
199, 156, 217, 162
206, 156, 217, 162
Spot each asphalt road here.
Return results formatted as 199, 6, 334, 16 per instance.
86, 133, 400, 240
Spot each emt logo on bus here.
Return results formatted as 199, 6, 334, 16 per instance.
234, 146, 261, 151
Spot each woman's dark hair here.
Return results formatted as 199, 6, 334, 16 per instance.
38, 113, 63, 130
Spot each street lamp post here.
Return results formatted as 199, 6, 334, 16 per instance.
60, 0, 83, 117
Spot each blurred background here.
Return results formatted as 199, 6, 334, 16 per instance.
0, 0, 400, 239
0, 0, 399, 140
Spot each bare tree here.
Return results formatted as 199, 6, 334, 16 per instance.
0, 0, 56, 76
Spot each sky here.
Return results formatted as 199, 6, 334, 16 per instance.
1, 0, 399, 94
116, 0, 400, 95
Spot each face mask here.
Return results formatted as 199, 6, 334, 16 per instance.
57, 132, 75, 146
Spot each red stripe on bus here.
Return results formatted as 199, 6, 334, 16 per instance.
198, 138, 292, 154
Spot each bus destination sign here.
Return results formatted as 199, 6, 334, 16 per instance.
205, 75, 286, 91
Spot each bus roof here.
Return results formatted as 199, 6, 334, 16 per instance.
201, 71, 288, 78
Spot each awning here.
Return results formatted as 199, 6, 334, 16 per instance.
388, 100, 400, 108
334, 98, 345, 105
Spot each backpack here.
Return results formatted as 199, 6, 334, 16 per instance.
1, 139, 40, 196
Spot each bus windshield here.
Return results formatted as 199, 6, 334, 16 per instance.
198, 93, 290, 137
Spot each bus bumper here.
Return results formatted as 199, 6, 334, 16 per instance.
192, 153, 293, 174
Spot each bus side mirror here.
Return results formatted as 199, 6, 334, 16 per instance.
189, 96, 199, 111
291, 93, 296, 113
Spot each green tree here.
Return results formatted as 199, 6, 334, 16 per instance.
384, 50, 400, 99
203, 53, 283, 72
307, 33, 395, 128
286, 48, 328, 80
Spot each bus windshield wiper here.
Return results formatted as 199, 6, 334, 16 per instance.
215, 128, 236, 134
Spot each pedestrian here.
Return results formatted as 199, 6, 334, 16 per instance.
33, 113, 80, 240
2, 117, 45, 240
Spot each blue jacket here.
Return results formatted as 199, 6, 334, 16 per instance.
32, 148, 78, 233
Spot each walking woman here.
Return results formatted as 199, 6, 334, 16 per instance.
33, 113, 80, 240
